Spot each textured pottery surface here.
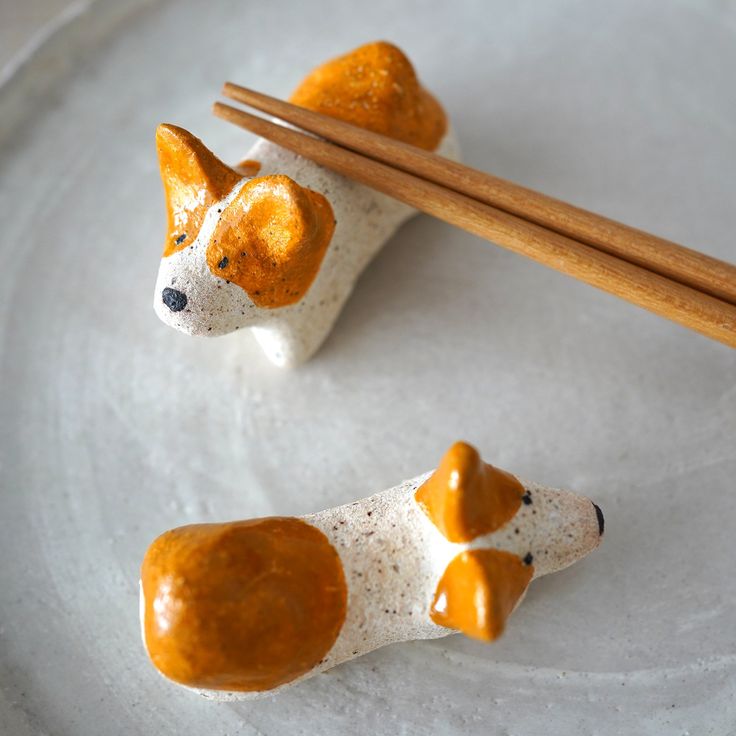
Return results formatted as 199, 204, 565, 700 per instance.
1, 0, 735, 734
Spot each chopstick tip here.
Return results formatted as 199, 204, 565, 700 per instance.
212, 100, 230, 118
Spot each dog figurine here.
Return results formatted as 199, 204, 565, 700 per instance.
153, 41, 459, 367
140, 441, 604, 698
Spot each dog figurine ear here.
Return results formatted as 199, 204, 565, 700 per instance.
415, 442, 526, 543
430, 549, 533, 641
205, 175, 335, 309
156, 124, 242, 257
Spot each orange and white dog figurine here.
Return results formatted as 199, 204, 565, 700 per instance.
140, 441, 604, 698
152, 41, 459, 367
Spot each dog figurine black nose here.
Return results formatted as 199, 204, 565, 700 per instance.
162, 288, 187, 312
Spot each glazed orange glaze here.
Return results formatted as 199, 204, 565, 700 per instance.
205, 175, 335, 308
233, 158, 262, 177
430, 549, 533, 641
415, 442, 525, 543
156, 124, 242, 257
140, 517, 347, 692
290, 41, 447, 151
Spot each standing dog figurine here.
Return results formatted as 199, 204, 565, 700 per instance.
153, 41, 459, 366
140, 441, 604, 698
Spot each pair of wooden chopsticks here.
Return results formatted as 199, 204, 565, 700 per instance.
212, 85, 736, 349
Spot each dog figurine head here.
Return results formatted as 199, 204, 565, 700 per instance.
153, 124, 335, 336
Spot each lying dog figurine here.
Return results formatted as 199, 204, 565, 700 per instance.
140, 441, 604, 698
153, 41, 459, 367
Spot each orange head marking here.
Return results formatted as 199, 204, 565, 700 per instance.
156, 124, 242, 257
206, 175, 335, 308
430, 549, 534, 641
155, 125, 335, 310
140, 517, 347, 692
290, 40, 447, 151
415, 441, 525, 543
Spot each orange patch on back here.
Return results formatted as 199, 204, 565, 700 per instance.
206, 175, 335, 308
290, 41, 447, 151
430, 549, 533, 642
415, 442, 525, 543
156, 124, 242, 257
140, 517, 347, 692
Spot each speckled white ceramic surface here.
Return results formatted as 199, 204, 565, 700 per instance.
1, 0, 735, 734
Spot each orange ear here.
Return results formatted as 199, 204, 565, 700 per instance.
430, 549, 533, 642
206, 174, 335, 308
415, 442, 525, 543
156, 124, 242, 257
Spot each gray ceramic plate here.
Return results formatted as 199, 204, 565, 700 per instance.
1, 0, 735, 733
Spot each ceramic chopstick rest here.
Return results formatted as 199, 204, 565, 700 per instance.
140, 441, 604, 698
152, 41, 459, 367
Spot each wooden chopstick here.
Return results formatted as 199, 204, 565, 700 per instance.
221, 82, 736, 307
211, 100, 736, 349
